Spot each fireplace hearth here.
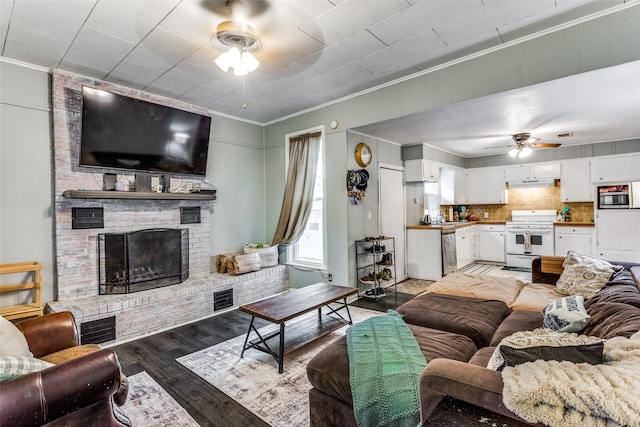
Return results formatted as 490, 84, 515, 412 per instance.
98, 228, 189, 294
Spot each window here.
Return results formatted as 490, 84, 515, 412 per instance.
286, 130, 326, 269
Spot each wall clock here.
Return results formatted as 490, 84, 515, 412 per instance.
354, 142, 372, 168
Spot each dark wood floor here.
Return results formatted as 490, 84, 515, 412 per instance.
112, 299, 530, 427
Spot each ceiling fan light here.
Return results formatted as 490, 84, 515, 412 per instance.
233, 62, 248, 76
508, 148, 519, 158
519, 147, 533, 158
242, 51, 259, 72
215, 51, 231, 72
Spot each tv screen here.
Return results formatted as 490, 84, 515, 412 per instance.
80, 87, 211, 176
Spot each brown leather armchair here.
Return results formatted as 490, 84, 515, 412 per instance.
0, 312, 130, 427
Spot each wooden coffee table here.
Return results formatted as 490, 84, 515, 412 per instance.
240, 282, 358, 373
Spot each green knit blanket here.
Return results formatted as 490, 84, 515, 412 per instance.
347, 310, 427, 427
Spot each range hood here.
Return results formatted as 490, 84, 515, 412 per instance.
507, 178, 555, 189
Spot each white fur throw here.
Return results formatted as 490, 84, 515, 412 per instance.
502, 331, 640, 427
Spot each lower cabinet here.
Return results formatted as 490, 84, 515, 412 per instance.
455, 226, 474, 269
407, 229, 443, 281
554, 225, 593, 257
478, 224, 505, 262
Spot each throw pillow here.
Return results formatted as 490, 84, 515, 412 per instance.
486, 328, 605, 371
0, 356, 53, 382
0, 316, 32, 357
555, 251, 620, 298
542, 295, 591, 333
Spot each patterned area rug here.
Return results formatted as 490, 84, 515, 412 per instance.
176, 306, 381, 427
121, 371, 199, 426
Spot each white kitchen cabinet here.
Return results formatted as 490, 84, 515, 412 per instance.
595, 210, 640, 262
466, 167, 507, 204
554, 225, 593, 257
405, 159, 440, 182
504, 163, 560, 181
594, 154, 640, 183
478, 224, 505, 262
406, 228, 443, 280
453, 166, 467, 205
456, 226, 473, 268
560, 159, 593, 202
440, 166, 454, 205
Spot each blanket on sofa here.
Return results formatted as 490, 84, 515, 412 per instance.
347, 310, 426, 427
502, 330, 640, 427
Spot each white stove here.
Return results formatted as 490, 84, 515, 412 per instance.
505, 210, 556, 268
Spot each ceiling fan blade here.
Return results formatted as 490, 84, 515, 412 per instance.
529, 142, 561, 148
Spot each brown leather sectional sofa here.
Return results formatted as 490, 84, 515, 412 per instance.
306, 256, 640, 426
0, 312, 130, 427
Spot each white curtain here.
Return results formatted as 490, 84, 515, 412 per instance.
271, 131, 321, 246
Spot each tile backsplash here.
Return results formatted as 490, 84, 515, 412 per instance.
442, 181, 595, 222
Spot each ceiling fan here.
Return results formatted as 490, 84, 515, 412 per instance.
507, 132, 561, 158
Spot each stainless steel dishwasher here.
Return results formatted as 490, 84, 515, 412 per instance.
441, 228, 457, 276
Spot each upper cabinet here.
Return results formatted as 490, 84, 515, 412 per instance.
593, 154, 640, 183
453, 167, 468, 205
439, 165, 467, 205
466, 167, 507, 204
504, 163, 561, 181
405, 159, 440, 182
560, 159, 592, 202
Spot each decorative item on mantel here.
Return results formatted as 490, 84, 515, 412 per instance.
346, 169, 369, 205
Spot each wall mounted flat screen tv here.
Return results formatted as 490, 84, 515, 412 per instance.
80, 87, 211, 176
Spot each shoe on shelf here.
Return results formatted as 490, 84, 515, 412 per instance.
377, 268, 393, 281
376, 253, 393, 266
360, 273, 375, 282
365, 244, 385, 253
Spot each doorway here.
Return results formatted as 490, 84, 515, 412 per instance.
379, 165, 406, 281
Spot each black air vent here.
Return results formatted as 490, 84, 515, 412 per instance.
180, 206, 201, 224
72, 207, 104, 229
81, 316, 116, 344
214, 289, 233, 311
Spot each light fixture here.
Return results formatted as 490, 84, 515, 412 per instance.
212, 20, 261, 76
509, 145, 533, 158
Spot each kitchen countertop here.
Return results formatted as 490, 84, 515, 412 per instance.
554, 221, 595, 227
407, 221, 480, 230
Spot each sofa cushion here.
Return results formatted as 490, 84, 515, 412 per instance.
0, 356, 53, 382
468, 347, 496, 368
555, 251, 620, 298
396, 293, 511, 347
584, 270, 640, 310
582, 302, 640, 339
0, 316, 32, 357
306, 324, 476, 407
542, 295, 590, 333
489, 310, 543, 347
487, 329, 605, 371
510, 282, 565, 311
425, 272, 525, 306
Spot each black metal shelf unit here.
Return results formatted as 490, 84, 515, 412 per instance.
354, 237, 396, 300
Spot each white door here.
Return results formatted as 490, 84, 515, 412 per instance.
379, 165, 406, 281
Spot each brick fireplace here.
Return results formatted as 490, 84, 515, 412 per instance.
47, 70, 288, 344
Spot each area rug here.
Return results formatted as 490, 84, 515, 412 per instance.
121, 371, 199, 427
176, 306, 381, 427
502, 266, 532, 272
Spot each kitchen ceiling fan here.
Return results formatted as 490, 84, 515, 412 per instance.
507, 132, 561, 158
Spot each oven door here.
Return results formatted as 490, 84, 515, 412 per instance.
505, 227, 554, 256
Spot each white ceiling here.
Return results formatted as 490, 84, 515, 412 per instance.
1, 0, 639, 157
354, 59, 640, 157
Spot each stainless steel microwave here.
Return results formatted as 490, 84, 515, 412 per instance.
597, 183, 640, 209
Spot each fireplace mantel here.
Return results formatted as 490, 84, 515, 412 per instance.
63, 190, 217, 201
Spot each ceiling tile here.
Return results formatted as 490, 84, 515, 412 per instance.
86, 0, 180, 44
122, 27, 200, 74
0, 0, 14, 53
159, 1, 217, 45
300, 0, 410, 46
434, 0, 555, 47
146, 62, 218, 97
3, 26, 69, 67
106, 61, 164, 88
60, 28, 136, 78
368, 0, 483, 46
